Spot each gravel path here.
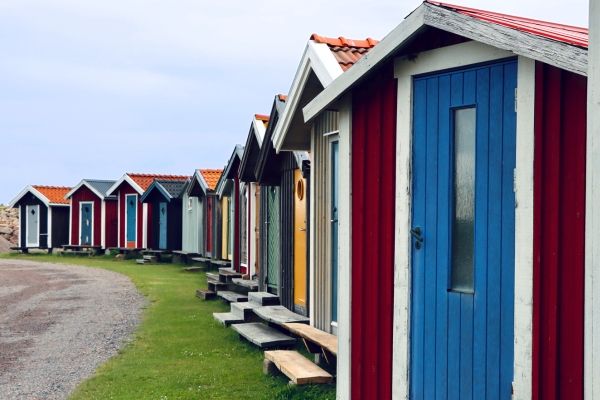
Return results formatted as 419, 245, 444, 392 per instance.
0, 259, 146, 399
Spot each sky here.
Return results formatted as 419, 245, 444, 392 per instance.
0, 0, 589, 204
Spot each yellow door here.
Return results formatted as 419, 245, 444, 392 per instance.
293, 169, 307, 310
221, 197, 228, 260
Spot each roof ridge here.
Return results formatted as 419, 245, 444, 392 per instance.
310, 33, 379, 49
32, 185, 71, 190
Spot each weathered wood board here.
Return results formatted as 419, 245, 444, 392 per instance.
264, 350, 333, 385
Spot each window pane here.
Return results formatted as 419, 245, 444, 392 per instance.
451, 107, 476, 293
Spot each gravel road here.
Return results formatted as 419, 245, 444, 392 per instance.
0, 259, 145, 399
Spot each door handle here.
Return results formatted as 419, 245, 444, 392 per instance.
410, 227, 424, 249
299, 228, 306, 232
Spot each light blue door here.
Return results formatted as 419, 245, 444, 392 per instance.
159, 202, 167, 249
80, 203, 93, 245
126, 194, 137, 247
331, 140, 339, 324
410, 60, 516, 400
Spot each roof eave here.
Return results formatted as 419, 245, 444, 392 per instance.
8, 185, 50, 208
303, 2, 588, 122
106, 174, 144, 196
65, 180, 106, 200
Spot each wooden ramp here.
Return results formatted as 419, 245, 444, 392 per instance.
232, 323, 296, 348
254, 306, 310, 326
282, 323, 337, 356
263, 350, 333, 385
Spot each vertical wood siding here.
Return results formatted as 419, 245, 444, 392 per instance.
533, 62, 586, 400
233, 176, 241, 271
280, 154, 297, 311
351, 64, 396, 400
312, 111, 338, 332
50, 206, 69, 248
105, 200, 118, 248
70, 186, 102, 246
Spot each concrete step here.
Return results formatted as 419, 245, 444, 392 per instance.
217, 291, 248, 303
253, 306, 310, 326
231, 301, 260, 319
232, 322, 296, 349
135, 259, 147, 264
143, 255, 157, 262
248, 291, 280, 306
263, 350, 333, 385
213, 312, 245, 326
206, 272, 220, 281
232, 278, 259, 292
184, 266, 206, 273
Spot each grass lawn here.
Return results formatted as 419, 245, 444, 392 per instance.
1, 254, 336, 400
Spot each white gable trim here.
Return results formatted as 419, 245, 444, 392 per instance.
272, 42, 343, 152
392, 42, 535, 399
9, 185, 50, 208
65, 180, 105, 200
107, 174, 144, 196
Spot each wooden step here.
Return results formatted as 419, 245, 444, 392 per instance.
231, 301, 260, 319
248, 292, 280, 306
283, 323, 337, 356
207, 279, 228, 292
206, 272, 220, 281
191, 257, 211, 264
135, 259, 147, 264
231, 323, 296, 349
196, 289, 216, 300
218, 268, 242, 283
184, 266, 205, 273
211, 260, 231, 267
213, 312, 245, 326
254, 306, 310, 326
217, 291, 248, 303
143, 255, 157, 262
232, 278, 259, 291
263, 350, 333, 385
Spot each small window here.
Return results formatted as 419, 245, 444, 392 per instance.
450, 107, 476, 293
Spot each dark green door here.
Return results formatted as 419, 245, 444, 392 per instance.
266, 186, 280, 292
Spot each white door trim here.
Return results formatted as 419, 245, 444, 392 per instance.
25, 204, 40, 248
392, 41, 535, 399
79, 201, 94, 246
124, 194, 138, 248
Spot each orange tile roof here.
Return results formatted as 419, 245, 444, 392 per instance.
127, 173, 189, 191
199, 169, 223, 191
32, 185, 71, 204
255, 114, 269, 129
278, 94, 288, 102
310, 33, 379, 71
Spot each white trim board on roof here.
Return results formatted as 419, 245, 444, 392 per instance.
107, 174, 144, 196
272, 41, 343, 152
303, 2, 588, 122
9, 186, 50, 208
65, 180, 112, 200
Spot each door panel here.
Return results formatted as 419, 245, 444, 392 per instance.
80, 203, 93, 245
410, 60, 516, 400
159, 202, 167, 249
331, 140, 339, 323
26, 205, 39, 246
126, 194, 137, 248
266, 186, 280, 292
293, 169, 308, 309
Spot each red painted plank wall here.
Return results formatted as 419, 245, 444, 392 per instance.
70, 186, 102, 247
351, 63, 396, 400
105, 200, 118, 248
533, 62, 586, 400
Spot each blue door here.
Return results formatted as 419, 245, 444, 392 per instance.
80, 203, 93, 245
410, 60, 516, 400
331, 140, 339, 324
126, 194, 137, 248
159, 202, 167, 250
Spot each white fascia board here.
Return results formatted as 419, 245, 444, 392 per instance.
190, 170, 209, 197
107, 174, 144, 196
65, 180, 105, 200
303, 5, 426, 122
8, 185, 50, 208
253, 117, 267, 146
273, 42, 343, 153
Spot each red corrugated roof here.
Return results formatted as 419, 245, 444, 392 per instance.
127, 173, 189, 191
32, 185, 71, 204
427, 1, 588, 48
198, 169, 223, 190
311, 33, 380, 71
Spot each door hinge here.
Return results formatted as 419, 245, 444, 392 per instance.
514, 88, 518, 113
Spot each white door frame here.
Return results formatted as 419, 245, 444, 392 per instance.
392, 41, 535, 399
25, 204, 40, 247
79, 201, 94, 245
124, 193, 138, 248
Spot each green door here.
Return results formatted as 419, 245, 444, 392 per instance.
266, 186, 280, 292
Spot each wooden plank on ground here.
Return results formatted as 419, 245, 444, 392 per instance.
282, 323, 337, 356
264, 350, 333, 385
